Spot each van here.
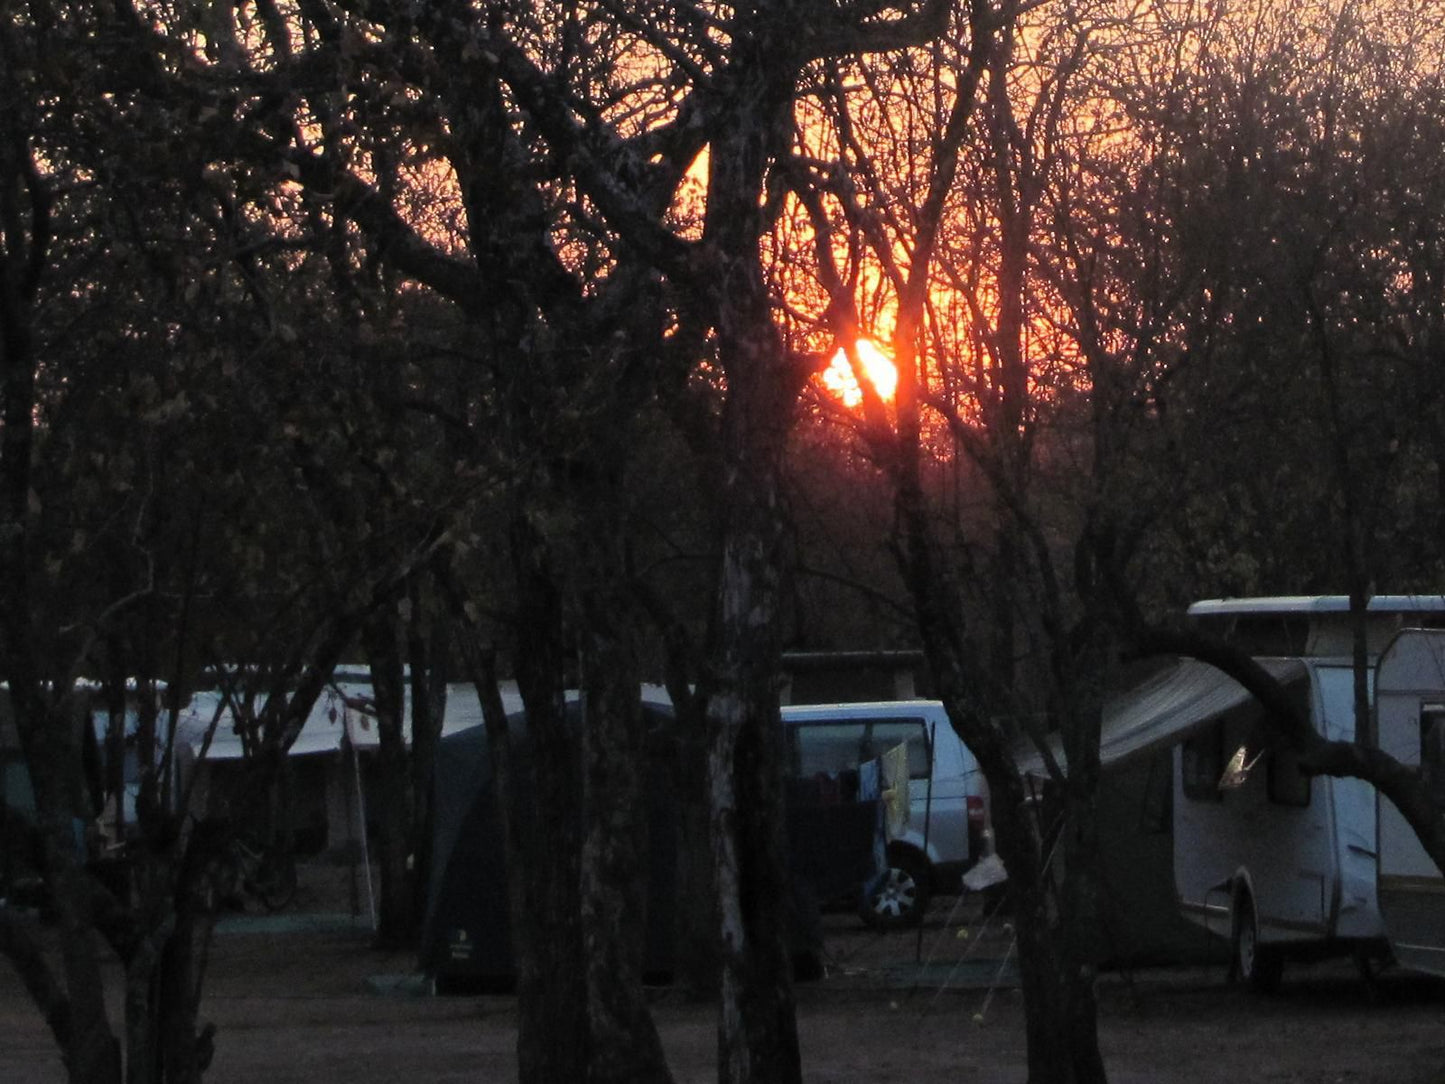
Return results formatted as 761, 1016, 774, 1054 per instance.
780, 701, 989, 927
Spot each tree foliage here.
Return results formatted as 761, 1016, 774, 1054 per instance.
4, 0, 1445, 1082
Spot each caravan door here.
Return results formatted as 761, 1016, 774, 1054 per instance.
1174, 688, 1336, 946
1376, 629, 1445, 977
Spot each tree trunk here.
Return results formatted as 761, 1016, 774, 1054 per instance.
14, 690, 123, 1084
992, 798, 1072, 1083
156, 908, 207, 1084
509, 514, 588, 1084
706, 656, 801, 1084
705, 335, 803, 1084
406, 588, 448, 930
962, 729, 1107, 1084
120, 833, 220, 1084
696, 16, 816, 1072
894, 463, 1110, 1084
1052, 642, 1110, 1084
363, 612, 415, 948
0, 108, 124, 1082
669, 684, 719, 1000
578, 605, 674, 1084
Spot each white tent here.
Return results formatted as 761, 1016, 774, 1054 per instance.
173, 678, 530, 761
173, 677, 674, 760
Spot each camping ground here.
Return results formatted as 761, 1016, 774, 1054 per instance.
2, 861, 1444, 1083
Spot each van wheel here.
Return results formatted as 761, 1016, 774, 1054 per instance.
1231, 891, 1282, 992
859, 852, 931, 929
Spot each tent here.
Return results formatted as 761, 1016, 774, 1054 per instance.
172, 678, 533, 853
419, 700, 883, 991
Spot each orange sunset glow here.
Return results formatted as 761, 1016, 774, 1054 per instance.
821, 339, 898, 408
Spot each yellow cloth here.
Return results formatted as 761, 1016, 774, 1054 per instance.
880, 741, 910, 838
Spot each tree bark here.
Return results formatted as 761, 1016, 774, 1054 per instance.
578, 603, 674, 1084
406, 587, 448, 931
892, 443, 1109, 1084
668, 679, 719, 1001
362, 612, 416, 948
706, 331, 804, 1084
3, 160, 124, 1071
508, 513, 588, 1084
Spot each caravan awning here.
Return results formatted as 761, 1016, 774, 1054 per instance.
1015, 657, 1309, 779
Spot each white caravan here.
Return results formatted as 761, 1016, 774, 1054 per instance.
1029, 598, 1445, 987
1169, 652, 1383, 988
1170, 596, 1445, 988
1375, 628, 1445, 978
780, 701, 989, 927
1016, 648, 1375, 985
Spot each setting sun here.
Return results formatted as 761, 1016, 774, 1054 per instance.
821, 339, 898, 408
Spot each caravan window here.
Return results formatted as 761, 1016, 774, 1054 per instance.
1190, 613, 1310, 656
1266, 746, 1311, 808
2, 755, 36, 814
1138, 749, 1173, 834
1181, 723, 1225, 802
1420, 704, 1445, 763
1422, 704, 1445, 806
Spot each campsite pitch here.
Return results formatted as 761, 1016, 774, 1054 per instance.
2, 870, 1444, 1083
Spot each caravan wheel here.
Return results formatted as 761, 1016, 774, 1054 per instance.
1231, 891, 1283, 992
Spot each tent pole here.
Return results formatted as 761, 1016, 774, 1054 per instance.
344, 710, 378, 930
915, 721, 936, 963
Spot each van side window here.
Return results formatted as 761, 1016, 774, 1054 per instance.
1266, 745, 1311, 808
792, 723, 867, 777
1182, 723, 1224, 802
863, 721, 930, 780
789, 718, 931, 781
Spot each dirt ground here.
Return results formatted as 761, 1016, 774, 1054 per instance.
4, 865, 1445, 1083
